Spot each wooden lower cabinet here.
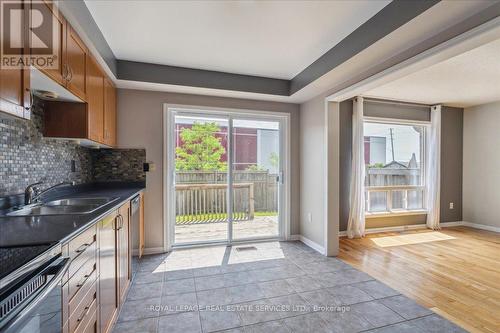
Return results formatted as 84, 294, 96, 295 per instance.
62, 198, 136, 333
117, 202, 131, 305
98, 211, 118, 333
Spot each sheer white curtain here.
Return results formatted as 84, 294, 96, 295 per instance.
426, 105, 442, 230
347, 97, 366, 238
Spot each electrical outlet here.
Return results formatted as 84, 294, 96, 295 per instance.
307, 212, 312, 223
449, 202, 454, 209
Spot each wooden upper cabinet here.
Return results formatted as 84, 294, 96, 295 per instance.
86, 55, 104, 143
29, 1, 66, 85
103, 78, 117, 147
65, 25, 87, 100
0, 0, 31, 119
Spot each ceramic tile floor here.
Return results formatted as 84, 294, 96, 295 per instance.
114, 241, 467, 333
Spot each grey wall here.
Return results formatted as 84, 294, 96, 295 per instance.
117, 89, 300, 250
463, 101, 500, 229
440, 106, 463, 223
339, 100, 463, 231
299, 95, 327, 247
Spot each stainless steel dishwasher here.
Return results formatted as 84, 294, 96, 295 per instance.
130, 195, 141, 258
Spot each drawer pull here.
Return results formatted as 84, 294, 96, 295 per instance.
76, 267, 95, 288
77, 305, 90, 323
75, 242, 91, 254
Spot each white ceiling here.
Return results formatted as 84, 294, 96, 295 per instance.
84, 0, 389, 79
365, 38, 500, 108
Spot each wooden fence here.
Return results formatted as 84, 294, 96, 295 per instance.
175, 183, 254, 224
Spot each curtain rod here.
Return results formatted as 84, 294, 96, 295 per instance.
363, 97, 431, 109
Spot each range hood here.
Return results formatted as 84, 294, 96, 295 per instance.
30, 67, 84, 103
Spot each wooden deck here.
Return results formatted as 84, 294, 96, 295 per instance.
339, 226, 500, 333
175, 215, 278, 243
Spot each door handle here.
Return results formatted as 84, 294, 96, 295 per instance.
277, 171, 284, 185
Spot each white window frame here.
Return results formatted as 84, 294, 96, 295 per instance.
163, 104, 291, 251
362, 116, 430, 218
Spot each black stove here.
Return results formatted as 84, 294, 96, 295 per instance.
0, 242, 60, 291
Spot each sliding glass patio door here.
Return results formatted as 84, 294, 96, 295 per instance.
231, 118, 281, 241
171, 110, 283, 246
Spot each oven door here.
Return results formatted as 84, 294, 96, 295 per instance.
0, 257, 70, 333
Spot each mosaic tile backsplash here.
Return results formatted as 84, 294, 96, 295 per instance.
92, 149, 146, 182
0, 99, 146, 196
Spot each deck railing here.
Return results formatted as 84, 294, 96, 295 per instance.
175, 183, 254, 224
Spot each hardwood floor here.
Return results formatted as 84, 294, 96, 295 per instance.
339, 226, 500, 333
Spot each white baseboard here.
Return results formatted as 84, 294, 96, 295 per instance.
338, 221, 499, 237
289, 234, 300, 241
298, 235, 325, 255
132, 247, 166, 256
462, 221, 500, 233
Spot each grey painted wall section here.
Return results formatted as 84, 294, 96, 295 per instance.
117, 89, 300, 250
339, 100, 463, 231
289, 0, 440, 94
440, 107, 463, 223
364, 100, 430, 121
117, 60, 290, 96
299, 95, 327, 247
463, 101, 500, 229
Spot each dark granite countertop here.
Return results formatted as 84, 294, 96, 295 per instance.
0, 182, 145, 247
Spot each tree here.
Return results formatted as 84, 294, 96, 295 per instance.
176, 122, 227, 171
269, 152, 279, 169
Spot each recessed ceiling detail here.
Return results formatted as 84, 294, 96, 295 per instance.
85, 0, 389, 79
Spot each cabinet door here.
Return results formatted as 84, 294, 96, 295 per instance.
0, 0, 30, 118
29, 0, 66, 85
65, 25, 87, 100
117, 202, 131, 304
98, 213, 118, 333
86, 55, 104, 143
103, 78, 116, 146
139, 193, 145, 258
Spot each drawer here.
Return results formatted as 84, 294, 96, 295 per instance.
79, 306, 97, 333
69, 239, 96, 279
69, 279, 97, 333
68, 225, 97, 261
69, 258, 97, 301
69, 270, 96, 316
73, 297, 97, 333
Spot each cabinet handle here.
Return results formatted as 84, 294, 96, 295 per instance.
76, 305, 91, 323
67, 66, 73, 82
117, 214, 123, 230
76, 267, 95, 288
75, 242, 91, 254
25, 89, 33, 111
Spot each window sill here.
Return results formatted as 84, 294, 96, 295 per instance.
365, 210, 427, 219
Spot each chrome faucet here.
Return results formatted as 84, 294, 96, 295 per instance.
24, 181, 76, 205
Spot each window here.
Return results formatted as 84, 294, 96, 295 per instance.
364, 121, 426, 215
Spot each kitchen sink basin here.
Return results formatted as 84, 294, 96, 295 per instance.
6, 197, 119, 216
44, 197, 118, 207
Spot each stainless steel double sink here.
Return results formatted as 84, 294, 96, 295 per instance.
7, 197, 119, 217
